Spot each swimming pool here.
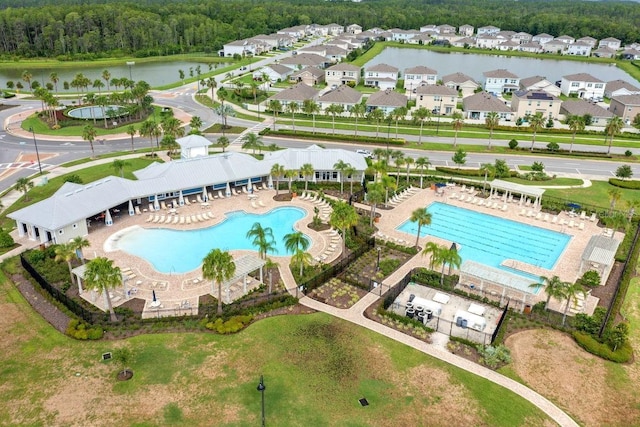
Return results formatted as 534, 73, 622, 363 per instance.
397, 202, 571, 286
117, 207, 307, 273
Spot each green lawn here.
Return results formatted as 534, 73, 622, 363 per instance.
544, 180, 640, 211
0, 270, 551, 426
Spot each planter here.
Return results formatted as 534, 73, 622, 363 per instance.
374, 217, 380, 223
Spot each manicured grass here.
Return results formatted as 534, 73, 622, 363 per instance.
60, 148, 153, 167
504, 177, 584, 186
545, 180, 640, 211
0, 269, 551, 426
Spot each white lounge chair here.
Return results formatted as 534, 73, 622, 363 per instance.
242, 186, 248, 194
135, 206, 142, 215
207, 212, 215, 219
519, 209, 526, 216
568, 220, 575, 228
164, 215, 172, 224
186, 216, 192, 224
172, 216, 179, 224
552, 216, 558, 224
580, 211, 586, 220
161, 201, 167, 210
579, 222, 585, 230
145, 214, 153, 223
158, 215, 166, 223
251, 201, 258, 209
184, 198, 191, 205
149, 203, 155, 211
179, 216, 185, 224
258, 200, 266, 207
196, 214, 205, 222
196, 195, 203, 203
589, 212, 597, 222
501, 204, 508, 212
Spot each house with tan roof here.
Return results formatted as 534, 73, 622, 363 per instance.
458, 24, 474, 37
593, 46, 617, 58
415, 85, 458, 115
513, 32, 532, 44
477, 34, 502, 49
289, 67, 325, 86
365, 89, 407, 114
267, 83, 318, 107
609, 95, 640, 123
483, 69, 520, 95
567, 41, 592, 56
556, 35, 575, 44
560, 73, 605, 99
519, 42, 543, 53
406, 33, 434, 45
462, 91, 512, 120
532, 33, 554, 45
511, 90, 562, 120
621, 48, 640, 60
223, 39, 261, 57
599, 37, 621, 50
279, 53, 328, 70
543, 39, 567, 54
404, 66, 438, 90
317, 85, 363, 111
437, 24, 456, 34
497, 40, 520, 51
451, 37, 476, 48
325, 63, 361, 88
364, 63, 399, 90
519, 76, 561, 97
346, 24, 362, 34
560, 99, 613, 126
605, 80, 640, 98
577, 36, 598, 48
441, 72, 479, 97
326, 23, 344, 36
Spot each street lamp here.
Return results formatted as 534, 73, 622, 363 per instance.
257, 375, 266, 427
126, 61, 135, 81
376, 247, 381, 271
435, 98, 443, 135
28, 127, 42, 175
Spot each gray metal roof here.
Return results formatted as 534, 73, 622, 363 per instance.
263, 145, 368, 171
489, 179, 545, 198
177, 134, 211, 149
582, 235, 620, 266
461, 260, 539, 294
318, 85, 363, 104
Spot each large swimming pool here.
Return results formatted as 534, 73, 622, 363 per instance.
397, 202, 571, 285
117, 207, 307, 273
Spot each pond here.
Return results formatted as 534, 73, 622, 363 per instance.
67, 105, 127, 119
365, 47, 639, 85
0, 60, 231, 92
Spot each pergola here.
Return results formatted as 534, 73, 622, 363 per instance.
579, 235, 620, 279
489, 179, 545, 209
216, 255, 267, 302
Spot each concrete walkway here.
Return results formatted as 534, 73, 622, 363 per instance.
279, 251, 579, 427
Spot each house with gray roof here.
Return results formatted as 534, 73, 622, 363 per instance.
462, 91, 512, 121
622, 48, 640, 60
519, 76, 561, 97
593, 46, 618, 58
253, 64, 293, 83
519, 42, 543, 53
415, 85, 458, 115
441, 72, 479, 97
542, 39, 567, 54
577, 36, 598, 48
325, 63, 361, 87
317, 85, 363, 111
289, 66, 325, 86
477, 25, 500, 36
404, 66, 438, 90
9, 147, 367, 245
560, 99, 613, 126
566, 41, 592, 56
267, 82, 318, 106
532, 33, 554, 44
511, 90, 562, 120
279, 53, 328, 70
483, 69, 520, 95
451, 37, 476, 48
560, 73, 605, 99
605, 79, 640, 99
556, 35, 575, 44
599, 37, 621, 50
610, 94, 640, 123
458, 24, 474, 37
364, 63, 399, 90
365, 89, 407, 114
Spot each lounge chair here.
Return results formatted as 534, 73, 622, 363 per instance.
186, 216, 192, 224
501, 204, 508, 212
161, 201, 167, 210
568, 220, 575, 228
233, 188, 240, 196
159, 215, 166, 223
579, 222, 585, 230
551, 216, 558, 224
209, 192, 215, 200
149, 203, 155, 211
242, 186, 248, 194
217, 190, 224, 199
191, 215, 199, 223
196, 214, 205, 222
179, 216, 185, 224
543, 214, 549, 222
519, 209, 526, 216
207, 212, 215, 219
152, 215, 160, 223
251, 201, 258, 209
185, 198, 191, 205
196, 195, 203, 203
135, 206, 142, 215
589, 213, 597, 222
145, 214, 153, 223
535, 212, 542, 220
164, 215, 172, 224
172, 216, 179, 224
258, 200, 266, 207
580, 211, 586, 220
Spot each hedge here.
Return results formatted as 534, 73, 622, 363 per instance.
435, 166, 518, 178
609, 178, 640, 189
260, 128, 405, 146
572, 331, 633, 363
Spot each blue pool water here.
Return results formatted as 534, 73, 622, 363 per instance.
397, 202, 571, 285
117, 207, 307, 273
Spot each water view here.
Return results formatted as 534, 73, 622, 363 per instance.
0, 60, 230, 91
366, 48, 638, 85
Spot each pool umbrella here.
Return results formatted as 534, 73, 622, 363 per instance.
202, 187, 208, 201
152, 290, 157, 302
226, 183, 231, 197
248, 181, 253, 194
104, 209, 113, 226
153, 196, 160, 211
267, 175, 273, 189
128, 200, 135, 216
179, 191, 184, 206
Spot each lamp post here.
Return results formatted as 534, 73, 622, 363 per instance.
376, 247, 381, 271
257, 375, 266, 427
126, 61, 135, 81
28, 127, 42, 175
435, 98, 443, 135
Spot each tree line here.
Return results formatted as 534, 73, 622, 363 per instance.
0, 0, 639, 59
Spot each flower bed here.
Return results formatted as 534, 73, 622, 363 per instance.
307, 278, 367, 309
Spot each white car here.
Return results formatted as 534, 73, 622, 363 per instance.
356, 149, 372, 158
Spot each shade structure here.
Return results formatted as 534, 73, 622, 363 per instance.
128, 200, 135, 216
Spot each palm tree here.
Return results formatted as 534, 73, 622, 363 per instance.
345, 165, 357, 194
206, 77, 217, 101
480, 163, 495, 193
22, 70, 33, 93
270, 163, 285, 195
439, 246, 462, 286
217, 136, 230, 152
367, 182, 385, 226
69, 236, 90, 263
562, 282, 585, 325
333, 160, 350, 194
421, 242, 443, 270
242, 132, 264, 154
451, 111, 464, 148
139, 120, 158, 157
567, 115, 585, 153
528, 112, 545, 151
605, 116, 625, 154
202, 249, 236, 315
189, 116, 203, 134
302, 99, 320, 134
415, 157, 431, 188
300, 163, 314, 192
82, 125, 98, 158
102, 70, 111, 92
284, 169, 298, 193
214, 104, 235, 135
15, 177, 34, 201
368, 108, 385, 138
268, 100, 282, 131
112, 159, 130, 178
84, 257, 122, 322
350, 102, 366, 137
246, 222, 276, 259
126, 125, 136, 152
529, 275, 568, 310
264, 258, 278, 294
283, 231, 310, 276
413, 107, 431, 145
329, 201, 359, 257
608, 188, 622, 214
404, 157, 415, 184
485, 111, 500, 149
49, 72, 59, 93
391, 106, 407, 139
55, 243, 78, 286
325, 103, 344, 134
410, 207, 432, 247
93, 79, 105, 95
287, 102, 300, 132
394, 156, 405, 187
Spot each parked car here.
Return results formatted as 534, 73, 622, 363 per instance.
356, 149, 372, 158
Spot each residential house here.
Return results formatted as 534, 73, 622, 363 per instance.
267, 82, 318, 107
325, 38, 354, 51
593, 47, 618, 58
462, 91, 512, 120
346, 24, 362, 35
277, 25, 309, 41
252, 64, 294, 83
325, 63, 361, 87
404, 65, 438, 90
560, 99, 614, 126
437, 24, 456, 35
543, 39, 567, 54
223, 39, 259, 57
326, 23, 344, 36
415, 85, 458, 115
365, 89, 407, 114
279, 53, 328, 70
560, 73, 605, 99
621, 48, 640, 60
532, 33, 554, 45
513, 32, 532, 44
477, 25, 500, 36
609, 95, 640, 123
459, 24, 474, 37
442, 72, 479, 97
251, 34, 293, 51
451, 37, 476, 48
556, 35, 575, 44
598, 37, 621, 50
566, 41, 592, 56
364, 63, 399, 90
511, 90, 562, 119
309, 24, 329, 37
496, 30, 516, 40
407, 33, 434, 45
519, 76, 561, 97
519, 42, 543, 53
497, 40, 520, 51
420, 24, 437, 33
605, 80, 640, 98
289, 67, 325, 86
390, 28, 418, 42
297, 45, 348, 63
476, 35, 502, 49
577, 36, 598, 48
483, 69, 520, 95
317, 85, 363, 111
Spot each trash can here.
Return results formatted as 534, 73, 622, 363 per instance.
405, 308, 415, 318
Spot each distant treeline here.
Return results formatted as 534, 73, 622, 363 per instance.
0, 0, 639, 59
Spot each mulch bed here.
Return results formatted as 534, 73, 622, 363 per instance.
12, 273, 71, 333
591, 260, 625, 321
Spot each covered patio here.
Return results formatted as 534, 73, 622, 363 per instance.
579, 235, 620, 283
215, 254, 267, 304
489, 179, 545, 209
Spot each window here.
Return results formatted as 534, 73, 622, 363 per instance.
72, 224, 78, 229
58, 229, 64, 234
595, 84, 603, 89
571, 82, 580, 87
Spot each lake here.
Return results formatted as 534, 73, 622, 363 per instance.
365, 48, 638, 85
0, 60, 231, 91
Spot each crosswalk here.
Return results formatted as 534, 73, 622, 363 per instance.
231, 119, 273, 145
0, 162, 54, 171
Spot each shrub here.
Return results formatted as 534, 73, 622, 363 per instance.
64, 174, 83, 184
66, 319, 103, 340
378, 258, 400, 276
625, 150, 633, 157
508, 139, 518, 149
0, 231, 14, 248
572, 331, 632, 363
608, 178, 640, 189
546, 142, 559, 152
478, 344, 512, 368
205, 314, 253, 334
577, 270, 601, 287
